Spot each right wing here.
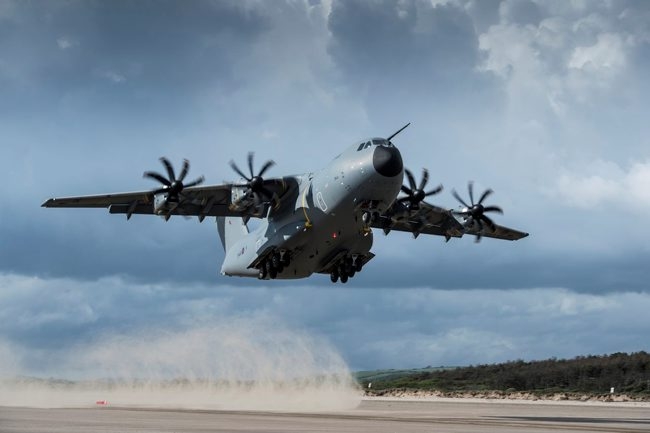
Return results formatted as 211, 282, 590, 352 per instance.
42, 178, 293, 221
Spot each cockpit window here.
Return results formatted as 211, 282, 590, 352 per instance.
356, 138, 394, 151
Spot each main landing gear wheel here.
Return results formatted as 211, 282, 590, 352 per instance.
272, 253, 283, 274
266, 260, 277, 279
330, 269, 339, 283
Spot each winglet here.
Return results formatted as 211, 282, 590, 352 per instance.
387, 123, 410, 141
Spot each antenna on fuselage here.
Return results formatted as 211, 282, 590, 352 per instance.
387, 122, 411, 141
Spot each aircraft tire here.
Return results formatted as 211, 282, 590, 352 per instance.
340, 273, 349, 284
330, 271, 338, 283
272, 254, 283, 274
266, 260, 277, 279
355, 261, 362, 272
258, 264, 267, 280
348, 268, 355, 278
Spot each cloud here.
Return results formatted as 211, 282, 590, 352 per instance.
56, 37, 77, 50
98, 69, 125, 83
1, 273, 649, 372
548, 159, 650, 212
568, 32, 626, 71
1, 0, 650, 371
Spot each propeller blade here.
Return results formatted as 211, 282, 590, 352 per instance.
400, 185, 414, 195
229, 160, 249, 181
258, 160, 276, 178
183, 176, 205, 188
178, 159, 190, 182
405, 169, 417, 191
478, 188, 493, 205
481, 214, 496, 231
452, 189, 470, 208
247, 152, 255, 179
483, 205, 503, 214
418, 169, 429, 191
144, 171, 171, 186
259, 186, 274, 201
425, 184, 443, 196
160, 157, 176, 182
468, 181, 475, 206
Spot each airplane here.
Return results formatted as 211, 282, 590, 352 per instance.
42, 124, 528, 283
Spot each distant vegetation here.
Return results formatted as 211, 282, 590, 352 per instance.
358, 352, 650, 396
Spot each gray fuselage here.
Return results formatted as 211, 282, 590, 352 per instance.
220, 138, 404, 280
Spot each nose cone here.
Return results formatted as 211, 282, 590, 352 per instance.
373, 145, 403, 177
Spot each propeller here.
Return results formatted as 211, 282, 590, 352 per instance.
144, 157, 205, 198
397, 168, 443, 211
452, 181, 503, 236
229, 152, 276, 208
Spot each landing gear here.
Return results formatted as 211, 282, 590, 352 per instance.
265, 259, 277, 279
272, 252, 283, 274
329, 254, 364, 284
258, 249, 291, 280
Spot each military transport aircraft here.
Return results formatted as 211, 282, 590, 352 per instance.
43, 124, 528, 283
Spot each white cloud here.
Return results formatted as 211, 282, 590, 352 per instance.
569, 32, 626, 72
99, 70, 126, 83
550, 159, 650, 213
56, 37, 77, 50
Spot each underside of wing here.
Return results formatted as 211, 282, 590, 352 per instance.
370, 202, 466, 239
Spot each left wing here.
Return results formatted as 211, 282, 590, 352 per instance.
371, 202, 466, 239
371, 201, 528, 241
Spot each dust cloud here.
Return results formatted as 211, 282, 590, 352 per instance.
0, 315, 361, 411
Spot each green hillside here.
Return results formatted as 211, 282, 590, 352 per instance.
357, 352, 650, 396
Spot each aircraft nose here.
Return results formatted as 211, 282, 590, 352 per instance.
373, 145, 403, 177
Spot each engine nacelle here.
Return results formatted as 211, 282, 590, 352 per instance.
228, 185, 265, 217
153, 193, 179, 215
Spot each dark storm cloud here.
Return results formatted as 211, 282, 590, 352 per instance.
1, 0, 650, 373
0, 0, 268, 114
327, 0, 479, 89
2, 0, 649, 294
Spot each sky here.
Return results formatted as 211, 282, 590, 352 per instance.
1, 0, 649, 376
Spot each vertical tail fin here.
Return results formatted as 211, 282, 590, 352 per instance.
216, 217, 249, 251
